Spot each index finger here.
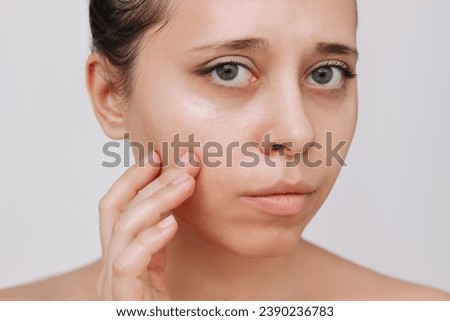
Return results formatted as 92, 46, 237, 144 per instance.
128, 151, 201, 208
99, 151, 161, 252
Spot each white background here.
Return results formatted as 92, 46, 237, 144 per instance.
0, 1, 449, 292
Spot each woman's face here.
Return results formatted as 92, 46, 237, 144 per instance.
124, 0, 358, 257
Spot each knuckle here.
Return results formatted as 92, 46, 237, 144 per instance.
143, 196, 163, 216
158, 165, 180, 186
157, 173, 170, 186
135, 232, 153, 253
98, 195, 112, 214
112, 218, 129, 237
112, 257, 129, 278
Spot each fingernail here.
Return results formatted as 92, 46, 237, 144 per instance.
145, 151, 161, 167
157, 215, 176, 228
171, 173, 190, 185
176, 152, 190, 167
137, 151, 160, 168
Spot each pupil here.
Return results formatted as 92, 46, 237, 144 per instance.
217, 64, 239, 81
313, 67, 333, 84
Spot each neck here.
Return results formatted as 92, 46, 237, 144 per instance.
165, 220, 299, 300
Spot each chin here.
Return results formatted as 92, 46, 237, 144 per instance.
229, 230, 302, 258
198, 221, 304, 259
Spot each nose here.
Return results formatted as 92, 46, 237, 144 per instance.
259, 78, 315, 158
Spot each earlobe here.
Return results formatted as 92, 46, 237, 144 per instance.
85, 53, 127, 140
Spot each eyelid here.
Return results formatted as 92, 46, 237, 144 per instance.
196, 56, 257, 76
195, 57, 258, 90
306, 83, 347, 96
303, 60, 357, 95
308, 60, 357, 78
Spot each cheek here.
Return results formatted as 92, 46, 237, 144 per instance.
171, 163, 239, 249
139, 113, 254, 172
303, 97, 357, 202
307, 91, 358, 151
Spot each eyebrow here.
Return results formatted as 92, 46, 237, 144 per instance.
188, 37, 270, 53
314, 42, 359, 60
188, 37, 358, 59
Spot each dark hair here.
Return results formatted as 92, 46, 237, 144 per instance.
89, 0, 171, 98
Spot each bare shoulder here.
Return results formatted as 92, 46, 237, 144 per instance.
295, 240, 450, 300
0, 260, 101, 301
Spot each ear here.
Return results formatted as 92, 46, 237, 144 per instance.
85, 53, 127, 140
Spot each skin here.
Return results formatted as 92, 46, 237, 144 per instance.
1, 0, 449, 300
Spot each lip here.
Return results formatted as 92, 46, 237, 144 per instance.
241, 181, 316, 216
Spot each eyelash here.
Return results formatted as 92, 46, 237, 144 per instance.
197, 59, 357, 90
324, 61, 357, 79
315, 60, 357, 79
308, 60, 357, 94
197, 59, 251, 76
197, 59, 254, 90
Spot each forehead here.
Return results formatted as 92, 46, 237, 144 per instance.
155, 0, 357, 53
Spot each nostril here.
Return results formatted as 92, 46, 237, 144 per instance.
269, 143, 295, 157
271, 144, 283, 151
272, 144, 289, 156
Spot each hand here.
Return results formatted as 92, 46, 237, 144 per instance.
97, 151, 200, 300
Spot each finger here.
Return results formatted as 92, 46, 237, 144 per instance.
106, 173, 195, 268
148, 248, 166, 270
99, 151, 161, 253
111, 215, 177, 300
147, 249, 171, 300
128, 151, 201, 208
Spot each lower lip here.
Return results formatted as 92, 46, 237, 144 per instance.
241, 193, 313, 216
